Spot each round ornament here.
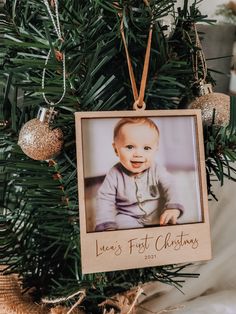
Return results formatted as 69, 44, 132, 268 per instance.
18, 107, 63, 160
189, 92, 230, 126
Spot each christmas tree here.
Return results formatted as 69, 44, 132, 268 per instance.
1, 0, 236, 313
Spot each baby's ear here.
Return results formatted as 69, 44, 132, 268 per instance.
112, 143, 118, 156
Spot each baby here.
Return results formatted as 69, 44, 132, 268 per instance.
95, 117, 184, 231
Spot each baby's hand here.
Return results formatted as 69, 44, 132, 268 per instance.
160, 209, 180, 225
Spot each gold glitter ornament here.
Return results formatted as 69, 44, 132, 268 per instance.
18, 107, 63, 160
189, 87, 230, 126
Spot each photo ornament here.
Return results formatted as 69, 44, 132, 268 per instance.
75, 109, 211, 274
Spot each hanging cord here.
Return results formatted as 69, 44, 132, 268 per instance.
190, 23, 213, 95
42, 50, 66, 106
42, 0, 66, 106
192, 23, 208, 85
119, 1, 153, 110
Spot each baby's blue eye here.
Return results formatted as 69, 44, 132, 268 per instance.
126, 145, 134, 150
144, 146, 151, 150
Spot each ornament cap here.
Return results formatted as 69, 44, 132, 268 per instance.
199, 81, 213, 96
37, 106, 58, 123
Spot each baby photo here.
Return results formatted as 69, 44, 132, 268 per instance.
81, 114, 202, 233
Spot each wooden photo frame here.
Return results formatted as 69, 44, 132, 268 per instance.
75, 110, 211, 274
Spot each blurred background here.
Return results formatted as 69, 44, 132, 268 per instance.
178, 0, 236, 94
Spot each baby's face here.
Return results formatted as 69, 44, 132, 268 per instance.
113, 123, 159, 175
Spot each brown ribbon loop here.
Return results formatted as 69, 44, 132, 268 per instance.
119, 4, 153, 110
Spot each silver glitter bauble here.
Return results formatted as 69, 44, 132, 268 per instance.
189, 92, 230, 126
18, 107, 63, 160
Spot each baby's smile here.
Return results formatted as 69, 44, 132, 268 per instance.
130, 160, 145, 168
